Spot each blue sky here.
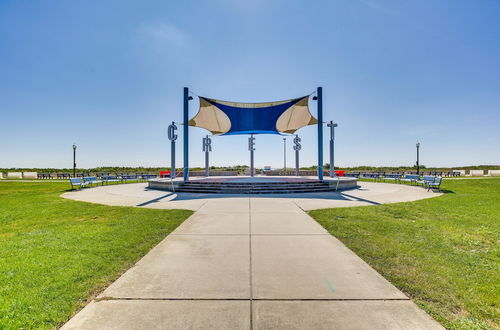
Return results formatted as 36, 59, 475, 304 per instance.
1, 0, 499, 169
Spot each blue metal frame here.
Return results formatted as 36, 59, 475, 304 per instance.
317, 87, 323, 181
183, 87, 189, 182
183, 86, 325, 181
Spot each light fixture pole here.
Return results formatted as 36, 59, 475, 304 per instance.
416, 142, 420, 175
283, 137, 286, 172
327, 121, 338, 178
183, 87, 193, 182
316, 87, 323, 180
72, 144, 77, 177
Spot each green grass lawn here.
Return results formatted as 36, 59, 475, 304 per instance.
0, 181, 192, 329
310, 178, 500, 329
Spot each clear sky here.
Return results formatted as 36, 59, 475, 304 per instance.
1, 0, 499, 169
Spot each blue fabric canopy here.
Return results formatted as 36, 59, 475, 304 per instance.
189, 95, 317, 135
204, 97, 301, 135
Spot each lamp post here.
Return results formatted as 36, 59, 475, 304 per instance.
72, 144, 77, 177
314, 87, 324, 180
416, 142, 420, 175
283, 137, 286, 172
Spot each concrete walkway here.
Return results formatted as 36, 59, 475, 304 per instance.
62, 181, 440, 211
62, 183, 443, 329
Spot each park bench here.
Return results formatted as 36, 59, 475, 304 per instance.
101, 175, 120, 184
121, 174, 138, 183
140, 174, 157, 181
417, 175, 436, 188
383, 173, 401, 182
83, 176, 102, 187
69, 177, 89, 190
427, 177, 442, 191
400, 174, 420, 185
362, 173, 382, 181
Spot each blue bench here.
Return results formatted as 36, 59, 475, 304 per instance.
140, 174, 157, 181
427, 177, 442, 191
417, 175, 436, 187
400, 174, 420, 185
69, 177, 89, 190
362, 173, 381, 180
83, 176, 102, 186
383, 174, 402, 182
121, 175, 138, 183
101, 175, 120, 184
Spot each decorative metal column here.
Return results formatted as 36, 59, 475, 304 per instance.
327, 121, 338, 178
183, 87, 189, 182
283, 137, 286, 172
416, 142, 420, 175
168, 122, 177, 178
317, 87, 324, 180
249, 134, 255, 177
293, 135, 301, 176
72, 144, 77, 177
203, 135, 212, 177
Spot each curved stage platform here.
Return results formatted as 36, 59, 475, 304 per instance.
148, 176, 358, 194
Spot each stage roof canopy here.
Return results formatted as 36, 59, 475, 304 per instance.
188, 95, 317, 135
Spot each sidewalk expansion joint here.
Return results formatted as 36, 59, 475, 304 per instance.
95, 297, 411, 302
169, 233, 330, 236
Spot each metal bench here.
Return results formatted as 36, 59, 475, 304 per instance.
101, 175, 120, 184
83, 176, 102, 187
383, 174, 402, 182
400, 174, 420, 185
121, 175, 138, 183
427, 177, 442, 191
361, 173, 382, 181
417, 175, 436, 188
69, 177, 89, 190
140, 174, 157, 181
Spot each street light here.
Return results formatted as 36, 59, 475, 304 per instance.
416, 142, 420, 175
72, 144, 77, 177
283, 137, 286, 172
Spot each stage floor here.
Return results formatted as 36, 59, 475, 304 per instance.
158, 175, 353, 183
149, 176, 358, 194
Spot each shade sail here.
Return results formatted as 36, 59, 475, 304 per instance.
188, 95, 317, 135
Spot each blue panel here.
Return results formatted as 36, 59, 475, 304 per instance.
202, 98, 303, 135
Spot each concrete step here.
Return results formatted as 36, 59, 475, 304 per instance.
175, 188, 335, 194
174, 180, 337, 194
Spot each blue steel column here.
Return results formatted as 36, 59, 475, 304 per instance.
183, 87, 189, 182
317, 87, 324, 180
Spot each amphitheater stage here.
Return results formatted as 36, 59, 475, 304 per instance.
148, 176, 358, 194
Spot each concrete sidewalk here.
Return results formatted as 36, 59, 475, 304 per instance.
62, 197, 442, 329
62, 181, 441, 211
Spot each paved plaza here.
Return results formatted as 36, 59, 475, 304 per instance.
62, 182, 443, 329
